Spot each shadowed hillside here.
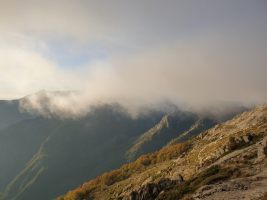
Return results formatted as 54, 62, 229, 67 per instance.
0, 104, 163, 200
0, 97, 246, 200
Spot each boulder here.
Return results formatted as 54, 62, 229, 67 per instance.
123, 178, 180, 200
242, 135, 250, 143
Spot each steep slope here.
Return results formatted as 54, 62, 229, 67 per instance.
126, 112, 216, 161
59, 104, 267, 200
0, 117, 59, 191
0, 105, 164, 200
167, 118, 216, 146
0, 100, 33, 130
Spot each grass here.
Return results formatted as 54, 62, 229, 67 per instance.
156, 165, 234, 200
58, 142, 191, 200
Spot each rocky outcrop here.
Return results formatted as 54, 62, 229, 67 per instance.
255, 136, 267, 163
192, 168, 267, 200
192, 135, 267, 200
120, 176, 184, 200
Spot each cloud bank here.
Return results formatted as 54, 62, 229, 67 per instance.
19, 33, 267, 118
0, 1, 266, 117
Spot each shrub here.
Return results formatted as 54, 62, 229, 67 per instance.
136, 154, 152, 166
63, 188, 87, 200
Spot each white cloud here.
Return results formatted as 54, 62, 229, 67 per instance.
0, 35, 84, 99
0, 0, 266, 117
14, 33, 267, 118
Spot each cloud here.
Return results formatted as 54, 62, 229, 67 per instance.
0, 34, 84, 98
1, 0, 266, 46
16, 33, 267, 118
0, 1, 266, 117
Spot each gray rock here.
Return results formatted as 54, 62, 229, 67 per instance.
123, 178, 180, 200
242, 135, 250, 143
219, 148, 225, 155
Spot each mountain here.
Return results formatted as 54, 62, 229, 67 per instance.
0, 100, 33, 130
59, 104, 267, 200
126, 112, 217, 161
0, 117, 59, 191
0, 103, 164, 200
0, 93, 247, 200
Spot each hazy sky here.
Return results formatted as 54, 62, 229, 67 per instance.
0, 0, 267, 115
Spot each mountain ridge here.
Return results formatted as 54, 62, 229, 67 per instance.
58, 104, 267, 200
0, 95, 250, 200
126, 113, 217, 162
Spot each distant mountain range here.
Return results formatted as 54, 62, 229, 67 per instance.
0, 92, 247, 200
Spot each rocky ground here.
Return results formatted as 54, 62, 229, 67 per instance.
191, 135, 267, 200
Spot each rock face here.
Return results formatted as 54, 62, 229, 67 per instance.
255, 136, 267, 163
120, 178, 183, 200
192, 135, 267, 200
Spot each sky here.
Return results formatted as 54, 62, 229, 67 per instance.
0, 0, 267, 116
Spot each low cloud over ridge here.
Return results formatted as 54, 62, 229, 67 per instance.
0, 1, 266, 117
19, 34, 267, 118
